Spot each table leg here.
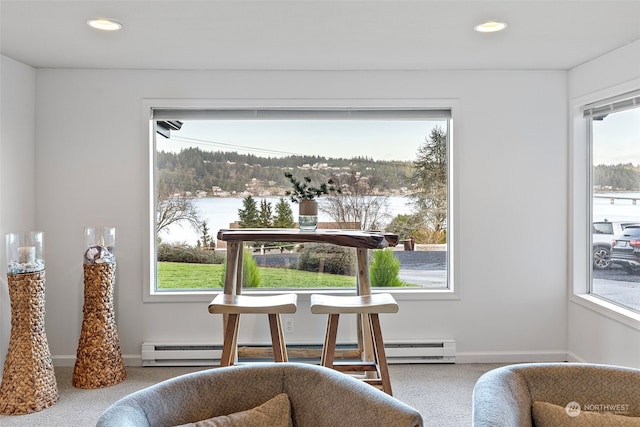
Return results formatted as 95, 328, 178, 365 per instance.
356, 248, 371, 296
235, 244, 244, 294
356, 248, 375, 367
221, 241, 242, 365
224, 241, 241, 295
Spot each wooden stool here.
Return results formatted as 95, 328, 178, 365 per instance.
310, 293, 398, 395
208, 293, 297, 366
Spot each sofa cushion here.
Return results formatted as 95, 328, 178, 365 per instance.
532, 401, 640, 427
175, 393, 292, 427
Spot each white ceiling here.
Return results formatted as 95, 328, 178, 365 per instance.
2, 0, 640, 71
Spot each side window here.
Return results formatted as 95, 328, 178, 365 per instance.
593, 222, 613, 235
150, 109, 452, 295
587, 91, 640, 312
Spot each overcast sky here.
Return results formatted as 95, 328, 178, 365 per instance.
592, 108, 640, 165
159, 119, 447, 162
157, 108, 638, 165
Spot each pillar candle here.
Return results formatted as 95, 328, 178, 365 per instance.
18, 246, 36, 263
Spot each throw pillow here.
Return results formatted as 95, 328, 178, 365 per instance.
175, 393, 292, 427
532, 401, 640, 427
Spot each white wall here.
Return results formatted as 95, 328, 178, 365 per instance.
568, 40, 640, 368
4, 46, 638, 370
0, 56, 37, 374
30, 68, 569, 365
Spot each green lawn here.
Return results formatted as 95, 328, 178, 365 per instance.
157, 262, 357, 290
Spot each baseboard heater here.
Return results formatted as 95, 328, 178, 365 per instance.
141, 339, 455, 366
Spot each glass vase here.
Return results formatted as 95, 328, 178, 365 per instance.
299, 200, 318, 231
83, 226, 116, 264
6, 231, 45, 274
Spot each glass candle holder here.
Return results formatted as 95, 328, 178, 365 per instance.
83, 227, 115, 264
298, 199, 318, 232
6, 231, 45, 274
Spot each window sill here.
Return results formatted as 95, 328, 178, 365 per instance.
570, 293, 640, 331
144, 287, 460, 303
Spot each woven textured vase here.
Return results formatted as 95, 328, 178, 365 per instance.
72, 263, 126, 388
0, 270, 58, 415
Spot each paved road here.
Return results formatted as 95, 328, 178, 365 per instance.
253, 252, 639, 309
593, 266, 640, 311
393, 251, 446, 270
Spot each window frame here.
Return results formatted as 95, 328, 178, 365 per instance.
570, 82, 640, 328
142, 98, 461, 303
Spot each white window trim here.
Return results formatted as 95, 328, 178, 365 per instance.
141, 98, 461, 303
569, 80, 640, 330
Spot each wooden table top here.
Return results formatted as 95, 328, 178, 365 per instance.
217, 228, 398, 249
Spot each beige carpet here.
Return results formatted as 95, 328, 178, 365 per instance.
0, 363, 504, 426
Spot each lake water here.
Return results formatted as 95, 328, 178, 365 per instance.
593, 192, 640, 223
161, 196, 414, 245
161, 192, 640, 245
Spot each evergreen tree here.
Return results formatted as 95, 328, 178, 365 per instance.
258, 199, 273, 227
199, 220, 214, 249
370, 249, 406, 287
273, 198, 295, 228
238, 195, 260, 227
220, 249, 261, 288
385, 213, 423, 241
411, 126, 447, 236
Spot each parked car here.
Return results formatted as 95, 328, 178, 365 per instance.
610, 226, 640, 274
592, 221, 640, 270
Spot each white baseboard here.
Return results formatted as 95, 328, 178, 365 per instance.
455, 350, 569, 364
54, 350, 569, 367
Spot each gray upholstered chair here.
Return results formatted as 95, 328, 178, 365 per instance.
472, 363, 640, 427
96, 362, 423, 427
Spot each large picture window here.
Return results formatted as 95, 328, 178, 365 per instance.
586, 91, 640, 313
150, 108, 451, 295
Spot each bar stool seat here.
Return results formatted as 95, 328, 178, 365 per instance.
310, 293, 398, 395
209, 293, 297, 367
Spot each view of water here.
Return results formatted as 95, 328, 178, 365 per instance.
593, 192, 640, 223
160, 192, 640, 246
161, 195, 415, 245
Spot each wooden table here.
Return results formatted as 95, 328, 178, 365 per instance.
216, 228, 399, 362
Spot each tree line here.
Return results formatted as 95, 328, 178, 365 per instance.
594, 163, 640, 191
157, 148, 413, 195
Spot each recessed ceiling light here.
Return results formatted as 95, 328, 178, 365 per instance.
87, 18, 123, 31
473, 21, 508, 33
